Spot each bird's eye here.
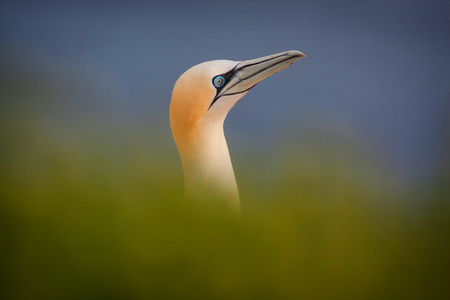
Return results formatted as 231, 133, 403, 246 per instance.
213, 76, 225, 88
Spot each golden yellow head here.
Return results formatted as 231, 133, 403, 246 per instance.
170, 60, 237, 138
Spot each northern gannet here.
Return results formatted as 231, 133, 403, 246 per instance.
170, 50, 305, 212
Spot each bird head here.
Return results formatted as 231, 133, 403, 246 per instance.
170, 50, 305, 145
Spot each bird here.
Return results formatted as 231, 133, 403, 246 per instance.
170, 50, 305, 212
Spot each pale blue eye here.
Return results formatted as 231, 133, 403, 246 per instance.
213, 76, 225, 88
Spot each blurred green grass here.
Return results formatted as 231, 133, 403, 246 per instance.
0, 73, 449, 299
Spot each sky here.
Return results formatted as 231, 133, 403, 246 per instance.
1, 0, 449, 185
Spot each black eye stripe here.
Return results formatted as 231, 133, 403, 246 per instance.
212, 70, 234, 90
209, 69, 237, 109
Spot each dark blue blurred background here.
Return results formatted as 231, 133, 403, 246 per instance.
1, 0, 449, 186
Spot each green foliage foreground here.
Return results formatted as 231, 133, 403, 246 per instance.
0, 119, 449, 300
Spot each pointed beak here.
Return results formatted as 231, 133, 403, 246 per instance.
214, 50, 305, 101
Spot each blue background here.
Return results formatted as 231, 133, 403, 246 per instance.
1, 0, 449, 186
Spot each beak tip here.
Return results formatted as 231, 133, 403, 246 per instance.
288, 50, 306, 59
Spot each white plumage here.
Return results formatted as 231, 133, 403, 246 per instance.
170, 51, 304, 212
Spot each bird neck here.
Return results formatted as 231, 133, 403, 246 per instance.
178, 121, 240, 211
